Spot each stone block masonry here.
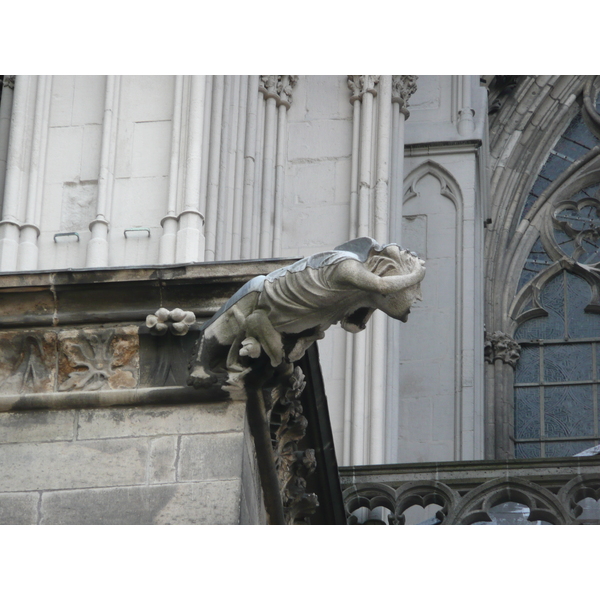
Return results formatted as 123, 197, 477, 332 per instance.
0, 401, 266, 524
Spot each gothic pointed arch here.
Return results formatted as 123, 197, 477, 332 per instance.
403, 159, 463, 210
448, 476, 571, 525
485, 75, 600, 459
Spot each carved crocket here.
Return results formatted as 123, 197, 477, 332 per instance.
188, 237, 426, 389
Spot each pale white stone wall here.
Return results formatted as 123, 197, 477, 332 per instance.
39, 75, 176, 270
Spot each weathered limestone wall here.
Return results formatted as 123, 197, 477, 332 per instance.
0, 401, 266, 524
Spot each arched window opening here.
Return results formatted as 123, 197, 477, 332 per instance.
515, 271, 600, 458
576, 497, 600, 523
402, 503, 443, 525
472, 501, 552, 525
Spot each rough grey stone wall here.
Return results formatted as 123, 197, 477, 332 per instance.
0, 401, 266, 524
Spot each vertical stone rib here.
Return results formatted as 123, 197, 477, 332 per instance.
176, 75, 206, 264
259, 76, 278, 258
369, 75, 392, 464
204, 76, 224, 261
231, 75, 248, 260
385, 75, 416, 462
19, 75, 52, 270
343, 80, 363, 465
0, 77, 16, 222
86, 75, 119, 268
159, 75, 184, 264
0, 75, 30, 271
241, 76, 259, 260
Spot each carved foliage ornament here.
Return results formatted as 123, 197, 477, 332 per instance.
2, 75, 15, 89
484, 330, 521, 367
347, 75, 380, 102
268, 366, 319, 524
392, 75, 418, 114
259, 75, 298, 108
59, 328, 139, 391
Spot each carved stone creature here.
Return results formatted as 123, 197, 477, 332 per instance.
188, 237, 426, 389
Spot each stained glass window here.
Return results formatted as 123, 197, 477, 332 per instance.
519, 113, 600, 222
514, 272, 600, 458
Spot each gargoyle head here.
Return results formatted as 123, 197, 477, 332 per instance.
369, 245, 424, 322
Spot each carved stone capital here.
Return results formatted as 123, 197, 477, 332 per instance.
259, 75, 298, 109
484, 330, 521, 368
347, 75, 380, 103
392, 75, 418, 116
2, 76, 15, 90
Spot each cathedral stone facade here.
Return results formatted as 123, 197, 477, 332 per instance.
0, 75, 599, 524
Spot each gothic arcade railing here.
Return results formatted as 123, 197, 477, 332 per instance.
340, 456, 600, 525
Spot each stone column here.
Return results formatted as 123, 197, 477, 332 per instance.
0, 76, 15, 220
18, 76, 52, 270
86, 75, 120, 268
457, 75, 475, 136
386, 75, 418, 462
345, 75, 379, 466
230, 75, 248, 260
484, 330, 521, 459
240, 76, 260, 259
0, 75, 33, 272
204, 75, 225, 261
343, 75, 418, 466
258, 75, 297, 258
158, 75, 184, 265
272, 76, 296, 257
176, 75, 207, 263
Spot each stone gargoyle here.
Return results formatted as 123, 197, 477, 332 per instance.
188, 237, 425, 390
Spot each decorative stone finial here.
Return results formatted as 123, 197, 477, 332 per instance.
484, 330, 521, 368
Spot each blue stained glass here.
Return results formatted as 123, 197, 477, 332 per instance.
571, 183, 600, 203
517, 237, 553, 292
515, 387, 540, 439
531, 176, 550, 197
518, 110, 599, 225
516, 274, 565, 340
515, 442, 541, 458
515, 346, 540, 383
565, 273, 600, 338
544, 344, 592, 382
545, 440, 597, 458
521, 193, 539, 219
540, 153, 571, 181
554, 136, 592, 163
544, 385, 594, 438
562, 113, 600, 149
